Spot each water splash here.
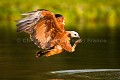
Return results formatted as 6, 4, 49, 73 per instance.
50, 69, 120, 74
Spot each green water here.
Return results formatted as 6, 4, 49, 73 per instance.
0, 26, 120, 80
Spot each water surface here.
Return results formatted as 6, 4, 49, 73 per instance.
0, 27, 120, 80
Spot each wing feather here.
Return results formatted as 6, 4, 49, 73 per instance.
16, 9, 65, 49
33, 19, 53, 49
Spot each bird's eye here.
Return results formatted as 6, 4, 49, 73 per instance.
74, 34, 77, 36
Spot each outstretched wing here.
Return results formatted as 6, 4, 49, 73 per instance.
16, 9, 65, 49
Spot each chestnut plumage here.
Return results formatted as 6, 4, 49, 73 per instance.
16, 9, 80, 57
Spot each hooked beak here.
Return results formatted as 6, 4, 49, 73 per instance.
78, 36, 80, 39
76, 36, 81, 43
77, 35, 80, 39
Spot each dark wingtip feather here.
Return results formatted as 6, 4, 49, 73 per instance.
16, 23, 24, 32
16, 27, 23, 32
16, 22, 28, 32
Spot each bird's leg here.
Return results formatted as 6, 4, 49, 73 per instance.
45, 45, 63, 57
45, 49, 62, 57
36, 45, 63, 57
72, 39, 81, 52
45, 49, 57, 57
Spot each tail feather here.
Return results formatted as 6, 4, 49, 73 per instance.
36, 46, 63, 57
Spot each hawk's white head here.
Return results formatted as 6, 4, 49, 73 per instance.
68, 31, 80, 38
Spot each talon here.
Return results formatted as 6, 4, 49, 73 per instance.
36, 51, 44, 57
75, 39, 81, 45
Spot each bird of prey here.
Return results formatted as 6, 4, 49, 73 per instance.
16, 9, 80, 57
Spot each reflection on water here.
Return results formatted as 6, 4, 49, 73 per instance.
49, 69, 120, 80
0, 26, 120, 80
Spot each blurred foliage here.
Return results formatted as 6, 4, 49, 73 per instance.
0, 0, 120, 31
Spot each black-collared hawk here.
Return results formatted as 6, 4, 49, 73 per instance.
16, 9, 80, 57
